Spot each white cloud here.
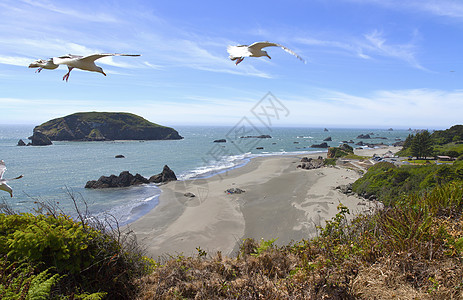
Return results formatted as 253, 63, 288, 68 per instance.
297, 30, 423, 69
343, 0, 463, 19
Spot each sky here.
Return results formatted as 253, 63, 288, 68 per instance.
1, 0, 462, 129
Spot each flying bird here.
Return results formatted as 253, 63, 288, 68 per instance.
227, 41, 305, 65
0, 160, 23, 198
28, 58, 59, 73
30, 53, 141, 81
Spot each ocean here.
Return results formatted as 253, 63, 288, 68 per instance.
0, 125, 410, 225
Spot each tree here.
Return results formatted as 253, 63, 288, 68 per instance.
411, 130, 433, 159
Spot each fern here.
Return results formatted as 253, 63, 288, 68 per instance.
26, 269, 61, 300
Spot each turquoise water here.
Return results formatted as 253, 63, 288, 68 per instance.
0, 125, 410, 224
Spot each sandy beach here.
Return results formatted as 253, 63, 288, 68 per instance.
129, 146, 398, 259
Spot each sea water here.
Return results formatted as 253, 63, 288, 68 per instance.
0, 125, 411, 225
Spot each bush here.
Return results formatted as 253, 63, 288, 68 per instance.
0, 198, 154, 299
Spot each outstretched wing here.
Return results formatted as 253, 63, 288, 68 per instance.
249, 41, 306, 63
79, 53, 141, 63
0, 160, 5, 179
52, 54, 83, 65
227, 45, 253, 59
0, 182, 12, 197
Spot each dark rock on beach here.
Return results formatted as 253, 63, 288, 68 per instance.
115, 155, 125, 158
149, 165, 177, 183
214, 139, 226, 143
297, 156, 324, 170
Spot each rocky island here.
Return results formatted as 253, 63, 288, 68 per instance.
31, 112, 183, 141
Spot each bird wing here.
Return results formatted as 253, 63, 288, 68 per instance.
0, 182, 12, 197
249, 41, 306, 63
227, 45, 253, 58
52, 54, 83, 65
0, 160, 5, 179
79, 53, 141, 63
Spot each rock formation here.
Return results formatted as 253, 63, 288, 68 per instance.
357, 134, 371, 139
214, 139, 226, 143
149, 165, 177, 183
311, 142, 329, 148
85, 171, 149, 189
28, 131, 52, 146
32, 112, 183, 141
17, 139, 26, 146
323, 137, 332, 141
297, 156, 324, 170
85, 165, 177, 188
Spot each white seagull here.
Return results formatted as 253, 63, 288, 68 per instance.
227, 41, 305, 65
0, 160, 23, 198
28, 58, 59, 73
30, 53, 141, 81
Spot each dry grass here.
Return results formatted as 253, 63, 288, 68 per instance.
136, 182, 463, 299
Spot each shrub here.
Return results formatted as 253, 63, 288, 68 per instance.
0, 197, 155, 299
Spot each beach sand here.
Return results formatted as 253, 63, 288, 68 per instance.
129, 146, 398, 259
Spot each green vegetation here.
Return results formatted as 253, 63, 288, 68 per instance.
410, 130, 433, 159
137, 181, 463, 299
327, 143, 354, 158
398, 125, 463, 158
0, 197, 154, 299
352, 160, 463, 205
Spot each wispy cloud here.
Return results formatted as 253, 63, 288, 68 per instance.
297, 29, 424, 69
343, 0, 463, 19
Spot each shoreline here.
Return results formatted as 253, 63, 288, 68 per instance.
128, 146, 399, 259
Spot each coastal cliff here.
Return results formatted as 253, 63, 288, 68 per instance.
33, 112, 183, 141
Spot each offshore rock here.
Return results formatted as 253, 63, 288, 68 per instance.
149, 165, 177, 183
33, 112, 183, 141
28, 131, 52, 146
85, 171, 149, 189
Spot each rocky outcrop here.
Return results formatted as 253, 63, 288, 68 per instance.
225, 188, 245, 194
327, 144, 354, 159
214, 139, 226, 143
28, 131, 52, 146
324, 128, 329, 132
85, 165, 177, 188
17, 139, 26, 146
297, 156, 324, 170
115, 155, 125, 158
311, 142, 329, 148
240, 135, 271, 139
33, 112, 183, 141
149, 165, 177, 183
323, 137, 332, 141
85, 171, 149, 189
336, 183, 353, 195
357, 134, 371, 139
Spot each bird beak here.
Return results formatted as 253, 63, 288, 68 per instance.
266, 54, 271, 59
102, 71, 107, 76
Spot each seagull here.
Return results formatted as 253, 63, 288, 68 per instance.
0, 160, 23, 197
30, 53, 141, 81
28, 58, 59, 73
227, 41, 305, 65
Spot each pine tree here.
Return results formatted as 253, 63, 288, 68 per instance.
411, 130, 433, 159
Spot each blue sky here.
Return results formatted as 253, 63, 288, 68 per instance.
1, 0, 462, 129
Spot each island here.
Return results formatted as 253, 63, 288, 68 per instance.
31, 112, 183, 141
